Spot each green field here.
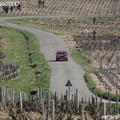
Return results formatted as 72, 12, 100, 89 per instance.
0, 26, 51, 94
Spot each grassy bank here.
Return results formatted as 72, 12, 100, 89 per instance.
71, 49, 119, 101
0, 26, 51, 94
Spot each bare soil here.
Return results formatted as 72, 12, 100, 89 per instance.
90, 73, 118, 94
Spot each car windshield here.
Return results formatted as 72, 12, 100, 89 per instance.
56, 52, 67, 57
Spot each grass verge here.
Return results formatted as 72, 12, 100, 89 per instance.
0, 26, 51, 94
70, 49, 119, 101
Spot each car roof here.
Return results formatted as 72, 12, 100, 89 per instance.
57, 50, 67, 52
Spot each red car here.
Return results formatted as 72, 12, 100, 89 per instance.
56, 50, 68, 61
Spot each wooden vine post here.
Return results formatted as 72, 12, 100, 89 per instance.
51, 100, 55, 120
19, 92, 23, 111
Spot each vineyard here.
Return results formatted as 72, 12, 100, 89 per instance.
2, 16, 119, 120
0, 0, 120, 16
0, 0, 120, 119
0, 86, 120, 120
0, 34, 19, 82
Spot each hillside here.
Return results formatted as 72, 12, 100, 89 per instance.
0, 0, 120, 16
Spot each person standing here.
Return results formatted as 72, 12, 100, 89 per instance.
17, 3, 21, 11
93, 17, 96, 25
42, 0, 45, 8
10, 6, 13, 13
67, 17, 71, 24
93, 30, 96, 40
5, 6, 9, 14
38, 0, 42, 7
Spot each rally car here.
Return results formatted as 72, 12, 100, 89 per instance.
56, 50, 68, 61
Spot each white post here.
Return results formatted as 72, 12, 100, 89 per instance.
12, 89, 14, 104
102, 102, 106, 120
37, 88, 39, 100
42, 98, 44, 120
19, 92, 23, 111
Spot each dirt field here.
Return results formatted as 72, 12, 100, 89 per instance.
0, 0, 120, 16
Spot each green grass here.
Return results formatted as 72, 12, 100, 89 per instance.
70, 49, 97, 72
0, 26, 51, 94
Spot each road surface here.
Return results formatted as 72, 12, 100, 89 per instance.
0, 16, 94, 99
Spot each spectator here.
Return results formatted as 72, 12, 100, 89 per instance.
41, 0, 45, 8
10, 6, 13, 13
38, 0, 42, 7
5, 6, 9, 14
17, 3, 21, 11
93, 30, 96, 40
93, 17, 96, 25
67, 17, 71, 24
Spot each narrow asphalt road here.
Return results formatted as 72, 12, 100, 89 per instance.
0, 17, 94, 98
